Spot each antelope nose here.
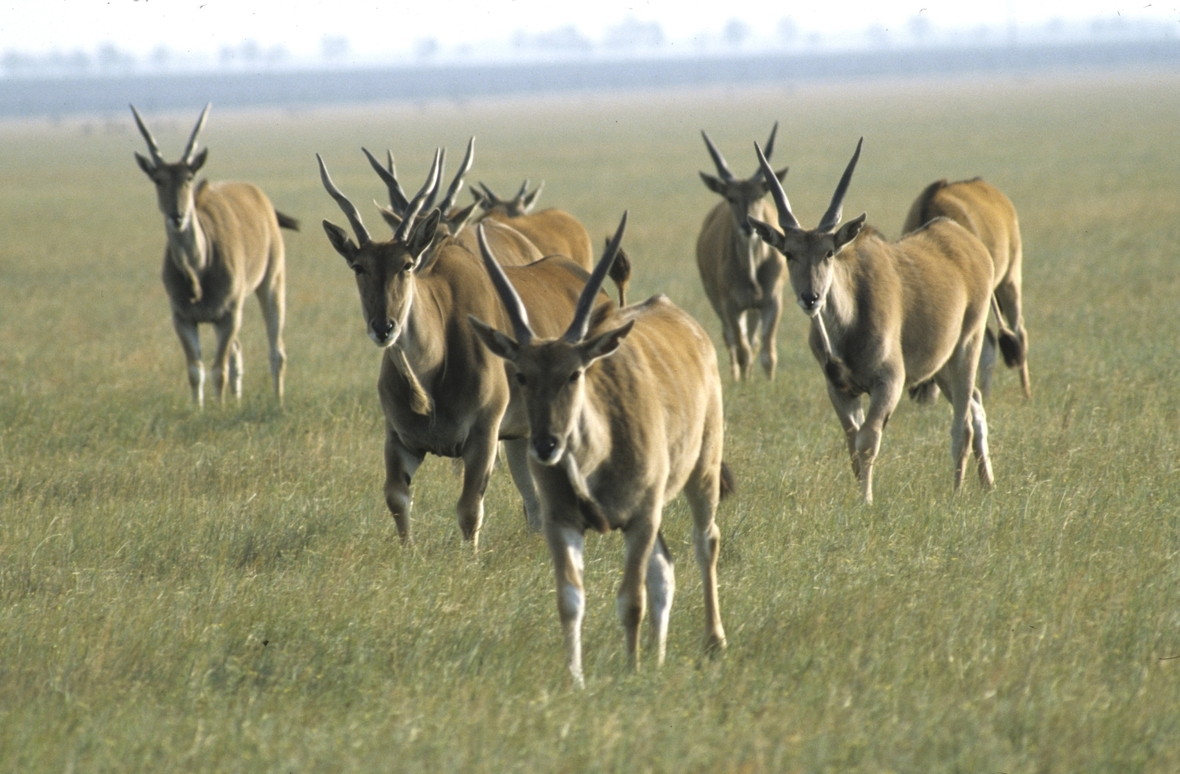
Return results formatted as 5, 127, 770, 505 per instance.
371, 319, 395, 342
800, 291, 820, 310
532, 435, 559, 463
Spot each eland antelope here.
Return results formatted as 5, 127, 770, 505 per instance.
132, 103, 295, 407
747, 139, 996, 504
902, 178, 1030, 400
317, 151, 615, 547
697, 123, 789, 380
469, 214, 730, 687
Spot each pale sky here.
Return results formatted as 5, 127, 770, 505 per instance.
1, 1, 1176, 62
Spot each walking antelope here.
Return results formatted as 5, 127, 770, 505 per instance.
366, 140, 546, 267
317, 151, 614, 546
902, 178, 1030, 399
746, 139, 996, 504
696, 123, 789, 380
469, 215, 729, 687
131, 103, 295, 408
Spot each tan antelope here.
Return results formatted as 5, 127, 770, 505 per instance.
696, 123, 789, 380
746, 139, 995, 503
902, 178, 1030, 399
365, 139, 546, 267
132, 104, 295, 408
473, 180, 598, 269
317, 151, 615, 546
469, 214, 729, 687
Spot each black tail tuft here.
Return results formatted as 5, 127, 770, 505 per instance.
276, 210, 301, 231
719, 461, 736, 500
607, 240, 632, 307
998, 329, 1025, 368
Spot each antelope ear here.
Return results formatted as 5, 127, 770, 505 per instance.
322, 220, 357, 260
135, 153, 156, 177
188, 148, 208, 173
747, 216, 783, 248
699, 172, 726, 196
377, 203, 403, 232
521, 182, 543, 212
763, 165, 789, 185
834, 213, 867, 251
468, 314, 520, 361
447, 200, 480, 235
580, 320, 634, 364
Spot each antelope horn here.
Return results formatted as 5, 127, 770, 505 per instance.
754, 141, 800, 230
818, 137, 863, 232
421, 147, 445, 213
701, 130, 735, 181
129, 104, 164, 165
316, 153, 372, 246
395, 148, 442, 243
476, 223, 534, 345
363, 147, 410, 212
438, 137, 475, 214
181, 102, 210, 165
754, 121, 779, 179
763, 121, 779, 161
514, 179, 530, 202
565, 211, 626, 343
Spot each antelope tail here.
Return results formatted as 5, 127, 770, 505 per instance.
992, 295, 1026, 368
609, 244, 632, 307
719, 461, 736, 501
275, 210, 300, 231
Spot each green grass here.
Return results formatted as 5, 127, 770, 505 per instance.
2, 71, 1179, 772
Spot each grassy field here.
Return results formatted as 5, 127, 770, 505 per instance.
2, 71, 1179, 772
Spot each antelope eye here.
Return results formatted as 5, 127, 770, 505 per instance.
351, 264, 366, 276
826, 250, 834, 259
784, 252, 794, 262
401, 260, 415, 273
569, 370, 581, 383
515, 372, 527, 386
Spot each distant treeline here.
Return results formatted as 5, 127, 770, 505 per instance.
2, 39, 1180, 120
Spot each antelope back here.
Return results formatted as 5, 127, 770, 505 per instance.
454, 219, 544, 266
901, 178, 1020, 285
484, 208, 594, 269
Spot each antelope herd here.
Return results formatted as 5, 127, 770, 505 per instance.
130, 105, 1031, 686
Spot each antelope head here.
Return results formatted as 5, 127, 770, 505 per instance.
700, 122, 788, 302
472, 179, 543, 217
318, 150, 442, 348
368, 137, 479, 239
469, 214, 631, 466
131, 103, 210, 234
747, 138, 867, 318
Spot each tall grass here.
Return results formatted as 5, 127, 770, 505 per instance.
2, 72, 1178, 772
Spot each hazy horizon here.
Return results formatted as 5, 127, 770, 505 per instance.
2, 0, 1176, 79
